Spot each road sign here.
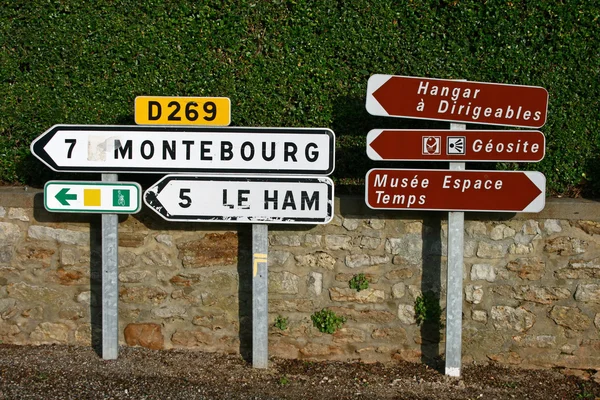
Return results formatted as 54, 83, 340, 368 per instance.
365, 168, 545, 212
30, 125, 335, 175
366, 75, 548, 128
135, 96, 231, 126
367, 129, 545, 162
144, 175, 334, 224
44, 181, 142, 213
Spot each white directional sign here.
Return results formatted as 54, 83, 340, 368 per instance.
30, 125, 335, 175
144, 175, 334, 224
44, 181, 142, 214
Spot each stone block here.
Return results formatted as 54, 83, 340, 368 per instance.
124, 323, 164, 350
304, 235, 323, 248
270, 235, 302, 247
118, 231, 147, 247
327, 307, 395, 324
155, 234, 173, 246
490, 306, 535, 332
385, 235, 422, 263
269, 250, 290, 266
544, 237, 587, 255
549, 306, 591, 331
470, 264, 496, 282
119, 270, 152, 283
333, 327, 366, 343
119, 286, 167, 304
324, 235, 352, 250
371, 327, 407, 341
385, 268, 414, 280
574, 284, 600, 302
466, 221, 487, 237
28, 225, 88, 245
465, 285, 483, 304
391, 282, 405, 299
366, 219, 385, 230
345, 254, 389, 269
506, 257, 545, 280
477, 241, 508, 259
270, 299, 314, 313
269, 271, 300, 294
140, 250, 172, 267
555, 257, 600, 279
542, 219, 562, 234
358, 236, 381, 250
151, 305, 187, 319
177, 232, 238, 268
513, 286, 570, 304
342, 218, 361, 231
577, 220, 600, 235
307, 272, 322, 296
30, 322, 70, 344
472, 310, 487, 323
329, 287, 384, 303
490, 224, 516, 240
295, 251, 336, 270
397, 304, 416, 325
0, 222, 21, 243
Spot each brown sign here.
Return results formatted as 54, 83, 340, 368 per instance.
366, 75, 548, 128
367, 129, 545, 162
365, 169, 545, 212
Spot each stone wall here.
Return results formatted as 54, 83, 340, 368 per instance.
1, 187, 600, 373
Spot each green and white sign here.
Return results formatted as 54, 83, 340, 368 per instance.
44, 181, 142, 214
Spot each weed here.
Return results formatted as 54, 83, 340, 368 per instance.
348, 273, 369, 292
414, 291, 442, 326
279, 375, 290, 386
311, 308, 346, 334
274, 315, 289, 331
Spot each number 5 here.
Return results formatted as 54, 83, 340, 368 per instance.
179, 188, 192, 208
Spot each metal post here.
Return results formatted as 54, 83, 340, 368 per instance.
102, 173, 119, 360
252, 224, 269, 368
445, 122, 466, 377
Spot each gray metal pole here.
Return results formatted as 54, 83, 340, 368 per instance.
252, 223, 269, 368
102, 173, 119, 360
445, 122, 466, 377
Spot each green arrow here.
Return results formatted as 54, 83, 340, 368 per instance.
56, 188, 77, 206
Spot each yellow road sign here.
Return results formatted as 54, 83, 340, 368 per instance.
135, 96, 231, 126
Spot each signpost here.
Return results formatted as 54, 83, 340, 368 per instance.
135, 96, 231, 126
30, 125, 335, 175
366, 75, 548, 128
365, 74, 548, 377
365, 168, 545, 212
44, 181, 141, 214
367, 129, 545, 162
144, 175, 334, 224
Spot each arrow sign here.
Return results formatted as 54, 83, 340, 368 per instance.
44, 181, 142, 214
367, 129, 545, 162
365, 169, 545, 212
31, 125, 335, 175
144, 175, 334, 224
366, 75, 548, 128
55, 188, 77, 205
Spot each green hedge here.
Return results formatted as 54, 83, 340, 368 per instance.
1, 1, 598, 196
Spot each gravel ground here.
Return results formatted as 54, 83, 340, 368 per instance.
0, 344, 599, 399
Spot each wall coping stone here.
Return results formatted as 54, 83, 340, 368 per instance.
1, 187, 598, 221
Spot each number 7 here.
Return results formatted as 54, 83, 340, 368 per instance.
65, 139, 76, 158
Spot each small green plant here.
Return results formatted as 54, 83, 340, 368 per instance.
311, 308, 346, 334
348, 273, 369, 292
414, 291, 442, 326
274, 315, 289, 331
576, 383, 595, 399
279, 375, 290, 386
